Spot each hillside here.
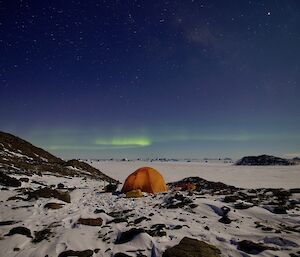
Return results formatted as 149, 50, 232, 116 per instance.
0, 131, 117, 183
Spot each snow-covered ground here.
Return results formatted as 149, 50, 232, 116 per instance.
0, 161, 299, 257
89, 160, 300, 189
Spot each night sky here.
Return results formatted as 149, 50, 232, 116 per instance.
1, 1, 299, 159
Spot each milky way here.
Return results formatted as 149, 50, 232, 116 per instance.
0, 1, 299, 159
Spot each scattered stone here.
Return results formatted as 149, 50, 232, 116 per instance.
237, 240, 276, 254
234, 202, 254, 210
44, 202, 64, 209
107, 218, 127, 224
218, 216, 232, 224
224, 195, 239, 203
32, 228, 52, 243
108, 209, 132, 218
263, 237, 298, 247
114, 253, 131, 257
290, 188, 300, 194
134, 216, 150, 224
27, 188, 71, 203
57, 183, 64, 189
5, 226, 32, 238
162, 237, 221, 257
58, 250, 94, 257
0, 220, 18, 226
19, 177, 29, 182
94, 209, 106, 214
77, 218, 103, 226
105, 183, 118, 192
0, 172, 21, 187
7, 196, 26, 201
115, 228, 145, 244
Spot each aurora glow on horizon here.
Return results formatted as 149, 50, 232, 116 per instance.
1, 1, 300, 159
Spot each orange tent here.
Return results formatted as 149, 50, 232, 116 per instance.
121, 167, 167, 194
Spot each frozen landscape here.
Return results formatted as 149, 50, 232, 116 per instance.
1, 156, 300, 257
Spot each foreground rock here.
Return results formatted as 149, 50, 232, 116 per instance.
163, 237, 221, 257
236, 155, 295, 166
0, 172, 21, 187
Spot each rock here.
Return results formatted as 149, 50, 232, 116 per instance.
57, 183, 64, 189
28, 188, 71, 203
237, 240, 276, 254
162, 237, 221, 257
0, 220, 18, 226
114, 253, 132, 257
263, 236, 298, 247
134, 216, 150, 224
272, 206, 287, 214
77, 218, 103, 226
0, 172, 21, 187
107, 218, 127, 224
290, 188, 300, 194
234, 202, 254, 209
223, 195, 239, 203
218, 216, 232, 224
115, 228, 145, 244
5, 226, 32, 238
32, 228, 52, 243
44, 202, 64, 209
94, 209, 106, 214
19, 177, 29, 182
104, 183, 118, 192
7, 196, 25, 201
58, 250, 94, 257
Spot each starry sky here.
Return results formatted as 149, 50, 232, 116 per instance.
0, 0, 300, 159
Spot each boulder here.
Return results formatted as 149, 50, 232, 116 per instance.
163, 237, 221, 257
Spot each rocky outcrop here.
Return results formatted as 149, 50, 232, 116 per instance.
236, 155, 295, 166
0, 131, 118, 183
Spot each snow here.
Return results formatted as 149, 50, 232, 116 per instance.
88, 160, 300, 189
0, 161, 299, 257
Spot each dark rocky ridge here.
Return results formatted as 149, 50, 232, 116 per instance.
236, 154, 296, 166
0, 131, 117, 183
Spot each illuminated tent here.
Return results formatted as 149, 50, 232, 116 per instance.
121, 167, 167, 194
